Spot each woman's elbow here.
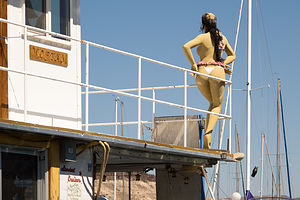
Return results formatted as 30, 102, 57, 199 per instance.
231, 52, 236, 61
233, 53, 236, 61
182, 44, 189, 51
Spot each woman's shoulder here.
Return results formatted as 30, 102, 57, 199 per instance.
219, 32, 229, 43
194, 32, 210, 40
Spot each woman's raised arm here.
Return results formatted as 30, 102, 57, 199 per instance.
223, 36, 236, 65
183, 34, 203, 70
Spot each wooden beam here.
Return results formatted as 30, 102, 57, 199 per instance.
49, 140, 60, 200
0, 0, 8, 119
0, 132, 50, 148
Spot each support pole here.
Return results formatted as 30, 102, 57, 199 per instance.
114, 98, 118, 200
24, 26, 27, 122
49, 140, 60, 200
236, 124, 240, 193
246, 0, 252, 193
138, 58, 142, 139
184, 71, 187, 147
85, 43, 89, 131
115, 97, 118, 136
228, 84, 232, 153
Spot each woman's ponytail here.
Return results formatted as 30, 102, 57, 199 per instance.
201, 13, 223, 62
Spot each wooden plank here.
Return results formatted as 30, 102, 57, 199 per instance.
0, 0, 8, 119
0, 132, 50, 148
49, 140, 60, 200
0, 118, 230, 157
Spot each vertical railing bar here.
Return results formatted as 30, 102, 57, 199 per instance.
184, 71, 187, 147
114, 97, 118, 200
228, 84, 232, 153
85, 43, 89, 131
24, 26, 27, 122
115, 98, 118, 136
152, 89, 155, 127
138, 58, 142, 139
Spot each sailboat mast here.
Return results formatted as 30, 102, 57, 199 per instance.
260, 133, 264, 199
246, 0, 252, 194
277, 78, 281, 198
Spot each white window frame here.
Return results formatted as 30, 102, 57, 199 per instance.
22, 0, 72, 47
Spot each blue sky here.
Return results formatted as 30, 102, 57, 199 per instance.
81, 0, 300, 198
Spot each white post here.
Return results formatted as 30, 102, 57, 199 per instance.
24, 27, 27, 122
114, 97, 118, 200
152, 89, 155, 126
85, 43, 89, 131
228, 84, 232, 153
115, 97, 118, 136
114, 172, 117, 200
138, 58, 142, 139
183, 71, 187, 147
260, 133, 264, 198
246, 0, 252, 193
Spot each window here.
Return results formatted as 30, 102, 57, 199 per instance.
25, 0, 70, 36
51, 0, 70, 36
0, 146, 47, 200
25, 0, 46, 30
2, 152, 38, 200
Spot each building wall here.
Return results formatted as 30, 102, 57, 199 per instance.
7, 0, 82, 129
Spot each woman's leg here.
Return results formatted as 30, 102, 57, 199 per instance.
203, 67, 225, 149
195, 67, 213, 129
195, 67, 212, 102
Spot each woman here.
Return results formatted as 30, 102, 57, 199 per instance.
183, 13, 236, 149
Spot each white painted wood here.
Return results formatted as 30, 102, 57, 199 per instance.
7, 0, 82, 130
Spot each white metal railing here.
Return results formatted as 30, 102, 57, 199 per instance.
0, 18, 232, 149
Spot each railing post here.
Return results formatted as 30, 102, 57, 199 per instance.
85, 43, 89, 131
152, 88, 155, 127
138, 58, 142, 140
228, 83, 232, 153
184, 71, 187, 147
24, 26, 27, 122
115, 97, 118, 136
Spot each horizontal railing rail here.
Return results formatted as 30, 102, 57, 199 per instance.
0, 18, 231, 84
0, 18, 232, 149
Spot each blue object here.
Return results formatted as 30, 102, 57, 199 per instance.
246, 190, 255, 200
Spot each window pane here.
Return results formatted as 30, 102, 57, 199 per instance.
25, 0, 46, 29
52, 0, 70, 36
2, 152, 37, 200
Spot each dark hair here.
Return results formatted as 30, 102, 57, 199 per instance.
201, 13, 223, 62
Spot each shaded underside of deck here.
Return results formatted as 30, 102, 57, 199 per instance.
0, 119, 236, 172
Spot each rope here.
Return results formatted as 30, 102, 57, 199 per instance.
212, 0, 244, 194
